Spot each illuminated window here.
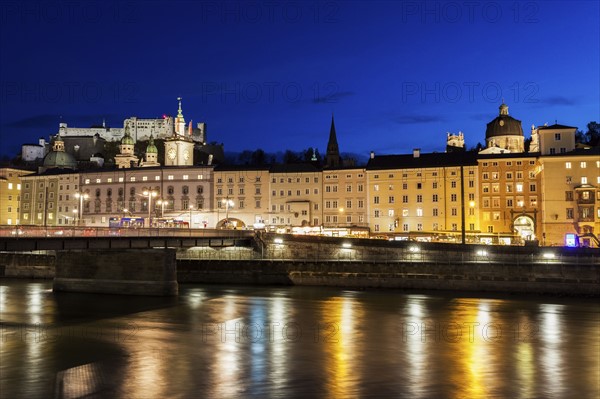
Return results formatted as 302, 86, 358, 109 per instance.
416, 208, 423, 216
516, 183, 523, 192
580, 162, 587, 168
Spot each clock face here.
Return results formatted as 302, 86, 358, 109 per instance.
168, 148, 176, 160
499, 120, 505, 126
183, 149, 190, 160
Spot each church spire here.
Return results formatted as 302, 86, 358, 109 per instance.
325, 113, 340, 168
177, 97, 184, 118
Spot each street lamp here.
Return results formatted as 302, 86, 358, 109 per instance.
189, 205, 194, 229
74, 192, 89, 226
143, 190, 157, 227
222, 198, 234, 228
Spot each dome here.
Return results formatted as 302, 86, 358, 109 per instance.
43, 150, 77, 169
485, 103, 523, 139
121, 131, 134, 145
146, 136, 158, 154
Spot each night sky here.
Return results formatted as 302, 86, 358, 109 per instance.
1, 1, 598, 159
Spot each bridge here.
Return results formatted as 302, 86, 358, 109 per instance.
0, 226, 255, 251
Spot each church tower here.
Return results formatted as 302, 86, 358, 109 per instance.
164, 97, 194, 166
114, 124, 139, 168
140, 134, 160, 167
325, 114, 340, 168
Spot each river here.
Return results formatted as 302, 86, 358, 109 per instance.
1, 279, 598, 398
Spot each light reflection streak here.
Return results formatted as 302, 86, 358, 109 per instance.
539, 304, 565, 397
450, 299, 488, 399
268, 296, 287, 393
321, 293, 362, 398
404, 295, 428, 398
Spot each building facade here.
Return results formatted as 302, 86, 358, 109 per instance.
0, 168, 32, 225
213, 166, 271, 229
366, 150, 479, 240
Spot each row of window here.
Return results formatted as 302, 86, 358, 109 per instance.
372, 170, 476, 179
564, 161, 600, 169
482, 171, 535, 180
217, 187, 260, 195
373, 223, 468, 232
482, 182, 534, 193
324, 173, 364, 179
371, 207, 475, 218
83, 174, 207, 184
325, 184, 365, 193
481, 161, 535, 167
217, 176, 262, 184
374, 193, 469, 204
373, 180, 475, 191
272, 189, 319, 197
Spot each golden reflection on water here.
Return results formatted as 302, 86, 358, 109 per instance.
539, 304, 565, 397
404, 295, 428, 398
448, 299, 497, 399
320, 293, 363, 398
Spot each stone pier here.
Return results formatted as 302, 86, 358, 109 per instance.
53, 249, 178, 296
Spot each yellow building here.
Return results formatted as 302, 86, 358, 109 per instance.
366, 150, 479, 241
477, 154, 540, 244
269, 164, 322, 229
213, 166, 271, 228
20, 171, 81, 226
538, 148, 600, 247
0, 168, 32, 225
322, 167, 368, 233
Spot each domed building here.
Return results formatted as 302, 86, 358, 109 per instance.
114, 124, 139, 168
40, 135, 77, 172
481, 103, 524, 153
140, 134, 160, 167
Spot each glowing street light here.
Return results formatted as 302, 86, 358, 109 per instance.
74, 192, 89, 226
143, 190, 158, 227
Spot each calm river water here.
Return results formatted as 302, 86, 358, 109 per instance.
1, 279, 599, 398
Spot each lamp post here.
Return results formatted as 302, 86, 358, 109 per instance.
74, 192, 89, 226
222, 198, 234, 228
143, 190, 157, 227
189, 205, 193, 229
72, 209, 78, 226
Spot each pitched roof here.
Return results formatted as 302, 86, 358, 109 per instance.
537, 124, 577, 130
367, 151, 477, 170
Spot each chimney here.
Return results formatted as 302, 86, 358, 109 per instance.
413, 148, 420, 158
370, 151, 375, 159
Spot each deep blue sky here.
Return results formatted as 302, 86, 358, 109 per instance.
1, 1, 598, 158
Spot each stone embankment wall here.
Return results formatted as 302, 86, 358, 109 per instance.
178, 234, 600, 296
0, 252, 55, 278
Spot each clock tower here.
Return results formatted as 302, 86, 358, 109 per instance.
164, 97, 194, 166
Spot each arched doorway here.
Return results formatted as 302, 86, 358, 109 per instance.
216, 218, 246, 229
513, 215, 535, 241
